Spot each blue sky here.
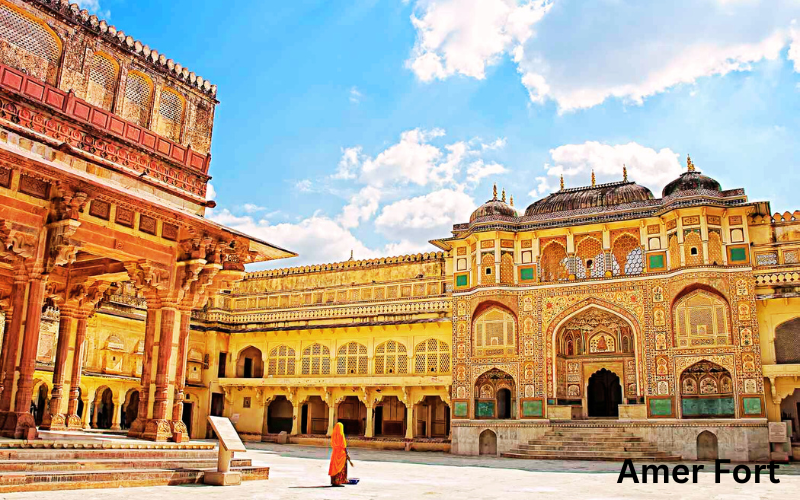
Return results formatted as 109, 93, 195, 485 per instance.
85, 0, 800, 269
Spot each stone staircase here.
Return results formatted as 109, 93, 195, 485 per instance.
502, 424, 681, 461
0, 440, 269, 492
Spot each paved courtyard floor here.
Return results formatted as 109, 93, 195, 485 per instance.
3, 442, 800, 499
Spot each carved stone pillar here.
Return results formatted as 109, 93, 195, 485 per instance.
65, 315, 88, 429
111, 396, 122, 431
364, 400, 375, 438
80, 390, 93, 429
170, 310, 191, 442
290, 399, 301, 435
405, 405, 414, 440
91, 398, 99, 428
128, 307, 157, 438
0, 280, 26, 417
40, 307, 76, 430
3, 277, 46, 438
327, 403, 337, 436
143, 306, 179, 442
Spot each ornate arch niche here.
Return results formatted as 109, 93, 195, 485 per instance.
672, 288, 732, 348
554, 306, 637, 402
679, 360, 735, 418
472, 305, 517, 357
474, 368, 516, 419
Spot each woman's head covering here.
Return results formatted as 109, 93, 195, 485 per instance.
332, 422, 347, 448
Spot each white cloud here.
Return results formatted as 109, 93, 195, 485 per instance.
75, 0, 110, 18
530, 175, 552, 197
205, 182, 216, 201
543, 142, 683, 195
208, 210, 379, 267
295, 179, 313, 192
408, 0, 800, 111
358, 128, 449, 187
339, 186, 382, 229
481, 138, 507, 151
349, 87, 363, 104
375, 189, 476, 241
333, 147, 362, 180
408, 0, 553, 81
466, 160, 507, 185
241, 203, 266, 213
212, 128, 509, 267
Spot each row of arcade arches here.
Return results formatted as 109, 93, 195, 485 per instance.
235, 338, 452, 378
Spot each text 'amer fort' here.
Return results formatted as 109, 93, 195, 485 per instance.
0, 0, 798, 466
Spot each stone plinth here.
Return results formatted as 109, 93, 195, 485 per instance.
549, 405, 581, 420
618, 404, 647, 420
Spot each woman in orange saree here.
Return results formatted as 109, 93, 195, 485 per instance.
328, 422, 350, 485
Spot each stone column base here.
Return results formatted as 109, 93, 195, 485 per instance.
110, 424, 122, 431
204, 471, 241, 486
0, 412, 37, 439
127, 417, 146, 438
40, 413, 69, 431
141, 419, 172, 442
65, 414, 83, 430
171, 420, 189, 443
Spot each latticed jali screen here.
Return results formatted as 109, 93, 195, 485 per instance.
122, 71, 153, 126
86, 53, 117, 110
674, 291, 730, 347
473, 308, 515, 356
337, 342, 368, 375
374, 340, 408, 375
158, 88, 184, 141
413, 338, 450, 374
540, 241, 567, 282
0, 4, 61, 82
301, 343, 331, 375
267, 345, 296, 376
775, 318, 800, 364
612, 234, 643, 275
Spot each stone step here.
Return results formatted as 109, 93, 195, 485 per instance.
0, 466, 269, 492
0, 449, 220, 461
0, 458, 252, 472
516, 444, 659, 453
502, 451, 682, 461
506, 447, 670, 457
0, 441, 216, 450
539, 434, 642, 442
546, 428, 633, 434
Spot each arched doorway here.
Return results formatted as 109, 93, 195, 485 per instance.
587, 369, 621, 417
479, 429, 497, 455
474, 368, 516, 419
375, 396, 406, 436
34, 384, 48, 426
94, 387, 114, 429
76, 388, 84, 421
122, 390, 139, 430
236, 346, 264, 378
337, 396, 366, 436
679, 361, 734, 418
552, 305, 638, 412
416, 396, 450, 437
697, 430, 718, 460
266, 396, 293, 433
301, 396, 329, 435
496, 389, 511, 419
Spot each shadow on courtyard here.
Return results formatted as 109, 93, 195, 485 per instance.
237, 441, 800, 476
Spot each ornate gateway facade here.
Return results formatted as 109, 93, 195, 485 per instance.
4, 0, 800, 462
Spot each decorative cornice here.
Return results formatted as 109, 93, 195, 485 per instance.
25, 0, 216, 97
244, 251, 445, 279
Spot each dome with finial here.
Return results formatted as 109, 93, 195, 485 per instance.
662, 155, 721, 198
525, 167, 654, 216
470, 184, 518, 222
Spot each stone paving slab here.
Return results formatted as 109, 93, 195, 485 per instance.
1, 442, 798, 499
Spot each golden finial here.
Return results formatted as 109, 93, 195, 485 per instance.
591, 169, 596, 187
687, 154, 695, 172
510, 195, 514, 207
560, 174, 564, 191
623, 164, 628, 182
493, 183, 498, 200
501, 188, 506, 203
